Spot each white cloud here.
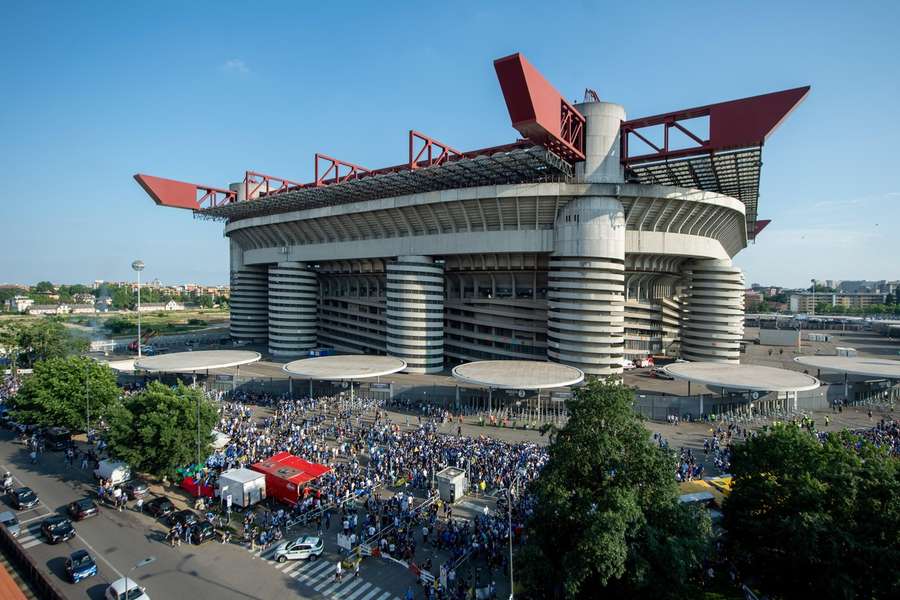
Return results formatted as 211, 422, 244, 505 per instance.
220, 58, 250, 74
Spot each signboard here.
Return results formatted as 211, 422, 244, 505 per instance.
337, 533, 352, 551
369, 383, 391, 391
215, 374, 233, 382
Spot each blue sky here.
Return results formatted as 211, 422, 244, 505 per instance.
1, 1, 898, 288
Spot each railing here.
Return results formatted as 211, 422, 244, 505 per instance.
0, 525, 67, 600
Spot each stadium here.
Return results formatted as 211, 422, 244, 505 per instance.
135, 53, 808, 375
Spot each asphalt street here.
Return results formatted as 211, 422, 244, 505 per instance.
0, 431, 416, 600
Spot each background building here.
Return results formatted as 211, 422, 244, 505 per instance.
136, 53, 808, 374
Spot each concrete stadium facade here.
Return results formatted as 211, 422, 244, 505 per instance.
138, 53, 808, 376
225, 101, 748, 375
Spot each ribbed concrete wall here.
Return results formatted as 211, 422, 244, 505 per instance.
230, 265, 268, 341
267, 262, 317, 356
386, 256, 444, 373
547, 258, 625, 376
681, 259, 745, 363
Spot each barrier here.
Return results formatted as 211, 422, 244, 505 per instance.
0, 525, 67, 600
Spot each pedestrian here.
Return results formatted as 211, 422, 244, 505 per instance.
29, 450, 37, 465
135, 497, 144, 513
354, 559, 360, 577
335, 559, 343, 582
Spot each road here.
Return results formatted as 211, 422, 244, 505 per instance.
0, 432, 415, 600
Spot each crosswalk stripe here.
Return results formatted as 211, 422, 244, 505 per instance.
281, 561, 302, 575
317, 576, 361, 596
294, 560, 330, 581
22, 538, 42, 549
343, 581, 374, 600
355, 587, 382, 600
298, 563, 334, 587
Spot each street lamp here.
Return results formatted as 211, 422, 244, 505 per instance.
132, 260, 145, 357
124, 556, 155, 598
506, 468, 526, 600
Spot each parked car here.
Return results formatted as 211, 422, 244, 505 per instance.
144, 497, 175, 519
41, 515, 75, 544
0, 511, 20, 537
189, 520, 216, 545
105, 578, 150, 600
45, 426, 71, 451
65, 549, 98, 583
11, 487, 39, 510
272, 536, 324, 563
650, 367, 674, 380
169, 509, 198, 528
67, 498, 99, 521
620, 359, 636, 370
123, 480, 150, 500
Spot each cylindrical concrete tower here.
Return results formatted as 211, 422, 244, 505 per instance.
681, 259, 745, 363
548, 196, 626, 376
573, 101, 626, 183
386, 256, 444, 373
267, 262, 318, 356
230, 265, 268, 342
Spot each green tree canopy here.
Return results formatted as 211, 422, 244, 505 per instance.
0, 318, 88, 369
33, 281, 55, 293
8, 356, 120, 431
105, 381, 217, 479
723, 424, 900, 599
517, 379, 710, 599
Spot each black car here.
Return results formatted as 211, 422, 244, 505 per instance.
11, 487, 39, 510
123, 479, 149, 500
67, 498, 99, 521
41, 515, 75, 544
170, 509, 198, 528
45, 427, 71, 451
144, 496, 175, 519
189, 520, 216, 544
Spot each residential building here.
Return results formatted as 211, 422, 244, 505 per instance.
790, 292, 890, 313
6, 296, 34, 313
137, 300, 184, 312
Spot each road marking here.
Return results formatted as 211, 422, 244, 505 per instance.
21, 538, 42, 549
344, 583, 375, 600
295, 560, 330, 579
281, 561, 302, 575
318, 576, 362, 596
298, 562, 334, 586
19, 514, 48, 525
273, 559, 293, 571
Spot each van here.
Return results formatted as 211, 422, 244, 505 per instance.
46, 427, 71, 451
93, 460, 131, 485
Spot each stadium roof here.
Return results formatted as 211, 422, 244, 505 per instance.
282, 354, 407, 380
451, 360, 584, 390
794, 356, 900, 379
195, 144, 572, 222
133, 350, 261, 373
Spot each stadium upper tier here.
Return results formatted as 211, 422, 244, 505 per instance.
136, 52, 808, 375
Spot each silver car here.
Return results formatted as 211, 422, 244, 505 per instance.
0, 511, 20, 537
273, 536, 324, 563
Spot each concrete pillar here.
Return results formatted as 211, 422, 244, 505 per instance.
229, 264, 268, 342
267, 262, 318, 356
680, 259, 745, 364
573, 101, 626, 184
548, 196, 626, 377
386, 256, 444, 374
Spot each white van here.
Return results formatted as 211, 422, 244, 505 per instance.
93, 460, 131, 486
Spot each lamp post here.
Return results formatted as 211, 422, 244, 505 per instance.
506, 468, 526, 600
132, 260, 145, 357
124, 556, 156, 598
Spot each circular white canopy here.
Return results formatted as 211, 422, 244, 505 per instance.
104, 359, 136, 373
282, 355, 407, 380
794, 356, 900, 379
663, 362, 820, 393
451, 360, 584, 390
134, 350, 261, 373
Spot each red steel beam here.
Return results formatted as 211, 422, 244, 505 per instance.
621, 86, 810, 164
494, 53, 585, 163
133, 173, 235, 210
244, 171, 304, 200
409, 130, 462, 170
314, 153, 370, 187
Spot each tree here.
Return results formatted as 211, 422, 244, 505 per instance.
723, 425, 900, 599
33, 281, 55, 294
7, 356, 120, 431
517, 379, 711, 599
105, 381, 217, 479
1, 318, 88, 369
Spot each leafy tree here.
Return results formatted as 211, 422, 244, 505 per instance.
33, 281, 55, 294
197, 294, 215, 309
7, 356, 120, 430
2, 318, 88, 368
517, 378, 711, 599
723, 424, 900, 599
104, 316, 136, 335
105, 381, 217, 479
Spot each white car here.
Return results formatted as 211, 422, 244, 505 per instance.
620, 359, 636, 370
273, 535, 324, 563
105, 578, 150, 600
